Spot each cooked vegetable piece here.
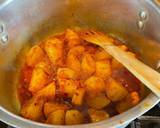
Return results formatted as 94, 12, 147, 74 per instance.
95, 60, 112, 79
65, 29, 80, 48
118, 45, 128, 51
44, 102, 69, 117
85, 76, 105, 96
81, 53, 95, 78
95, 49, 112, 60
44, 37, 63, 66
35, 60, 52, 75
46, 110, 65, 125
72, 88, 85, 105
36, 82, 56, 100
116, 91, 140, 113
66, 46, 85, 75
106, 78, 128, 102
57, 68, 77, 80
86, 94, 110, 109
65, 110, 84, 125
111, 58, 123, 70
88, 108, 109, 123
26, 45, 45, 67
29, 67, 48, 94
20, 97, 44, 121
59, 79, 77, 98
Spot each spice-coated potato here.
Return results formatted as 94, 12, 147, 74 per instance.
81, 53, 96, 78
84, 76, 105, 96
57, 68, 77, 80
65, 29, 80, 48
36, 82, 56, 100
72, 88, 85, 105
106, 78, 128, 102
46, 110, 65, 125
65, 110, 84, 125
95, 49, 112, 60
86, 94, 110, 109
44, 102, 69, 117
111, 59, 123, 70
116, 91, 140, 113
88, 108, 109, 123
44, 37, 63, 66
26, 45, 45, 67
95, 60, 112, 79
29, 67, 48, 94
59, 79, 77, 98
20, 97, 44, 121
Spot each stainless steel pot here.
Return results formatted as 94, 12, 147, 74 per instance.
0, 0, 160, 128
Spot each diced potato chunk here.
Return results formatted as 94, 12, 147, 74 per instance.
106, 78, 128, 102
72, 88, 85, 105
57, 68, 77, 80
111, 59, 123, 70
21, 97, 44, 121
81, 53, 95, 78
88, 109, 109, 123
95, 60, 112, 79
116, 92, 140, 113
86, 94, 110, 109
65, 29, 80, 48
44, 38, 63, 66
95, 50, 112, 60
46, 110, 65, 125
84, 76, 105, 96
26, 45, 45, 67
35, 60, 52, 75
36, 82, 56, 100
29, 68, 48, 94
65, 110, 84, 125
66, 46, 85, 75
59, 79, 77, 98
44, 102, 69, 117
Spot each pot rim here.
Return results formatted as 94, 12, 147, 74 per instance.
0, 93, 159, 128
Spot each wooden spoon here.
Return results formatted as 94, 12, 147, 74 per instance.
80, 30, 160, 98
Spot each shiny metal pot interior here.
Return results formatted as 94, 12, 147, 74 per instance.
0, 0, 160, 128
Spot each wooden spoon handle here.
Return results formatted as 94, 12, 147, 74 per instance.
103, 45, 160, 98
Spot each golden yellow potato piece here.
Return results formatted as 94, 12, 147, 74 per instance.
106, 78, 128, 102
65, 110, 84, 125
72, 88, 85, 105
95, 50, 112, 60
84, 76, 105, 96
86, 94, 110, 109
44, 37, 63, 66
29, 67, 48, 94
65, 29, 80, 48
57, 68, 77, 80
88, 108, 109, 123
116, 91, 140, 113
44, 102, 69, 117
35, 60, 52, 75
66, 46, 85, 75
21, 97, 44, 121
59, 79, 77, 98
81, 53, 95, 78
26, 45, 45, 67
36, 82, 56, 100
46, 110, 65, 125
111, 59, 123, 70
95, 60, 112, 79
